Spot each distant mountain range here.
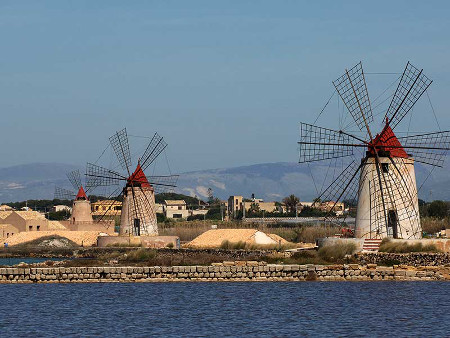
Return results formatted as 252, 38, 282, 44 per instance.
0, 161, 449, 203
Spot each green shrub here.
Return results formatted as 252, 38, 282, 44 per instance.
379, 239, 440, 253
318, 242, 356, 262
106, 242, 142, 248
220, 240, 246, 250
123, 249, 157, 262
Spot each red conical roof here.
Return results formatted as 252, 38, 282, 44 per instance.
128, 163, 151, 188
76, 186, 88, 200
368, 123, 408, 158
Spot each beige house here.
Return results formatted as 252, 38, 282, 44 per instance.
228, 195, 283, 217
52, 205, 72, 213
0, 210, 14, 220
0, 205, 13, 211
317, 201, 345, 216
91, 200, 122, 216
0, 211, 49, 233
1, 224, 20, 239
190, 209, 208, 217
228, 195, 244, 217
164, 200, 189, 219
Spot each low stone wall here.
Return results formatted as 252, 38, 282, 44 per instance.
0, 262, 447, 283
358, 252, 450, 266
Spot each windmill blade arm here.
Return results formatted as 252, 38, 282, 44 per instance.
298, 123, 359, 163
398, 130, 450, 167
85, 163, 126, 190
332, 62, 374, 137
109, 128, 132, 175
93, 187, 123, 225
148, 175, 179, 194
54, 187, 76, 201
67, 170, 82, 191
312, 161, 362, 219
385, 62, 432, 130
139, 133, 168, 171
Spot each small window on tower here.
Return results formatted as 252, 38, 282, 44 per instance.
381, 163, 389, 173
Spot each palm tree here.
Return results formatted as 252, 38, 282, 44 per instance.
282, 194, 300, 213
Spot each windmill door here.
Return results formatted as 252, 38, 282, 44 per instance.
388, 210, 398, 239
133, 218, 141, 236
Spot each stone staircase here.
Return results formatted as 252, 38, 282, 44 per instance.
362, 238, 383, 252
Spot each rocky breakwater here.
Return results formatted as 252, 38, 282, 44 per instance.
1, 262, 449, 283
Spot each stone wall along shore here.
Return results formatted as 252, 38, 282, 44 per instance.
1, 261, 448, 283
358, 252, 450, 266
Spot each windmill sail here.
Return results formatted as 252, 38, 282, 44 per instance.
54, 187, 76, 201
333, 62, 374, 137
140, 132, 168, 171
109, 128, 132, 175
85, 163, 126, 190
313, 161, 361, 223
384, 62, 432, 130
148, 175, 179, 194
67, 170, 82, 191
398, 130, 450, 167
298, 123, 356, 163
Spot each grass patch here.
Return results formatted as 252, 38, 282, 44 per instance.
106, 242, 142, 248
318, 242, 357, 262
379, 239, 440, 253
220, 240, 247, 250
219, 240, 297, 251
122, 248, 157, 262
421, 217, 449, 235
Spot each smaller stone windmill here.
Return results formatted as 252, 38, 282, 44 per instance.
86, 128, 178, 237
55, 169, 93, 224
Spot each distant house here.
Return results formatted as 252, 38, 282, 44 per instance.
0, 211, 14, 221
299, 201, 345, 216
0, 211, 49, 235
0, 224, 19, 239
164, 200, 189, 219
227, 196, 244, 217
0, 205, 13, 211
189, 209, 208, 218
318, 201, 345, 216
52, 205, 72, 213
227, 195, 283, 218
91, 200, 122, 216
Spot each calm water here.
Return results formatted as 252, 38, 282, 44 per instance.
0, 257, 66, 266
0, 281, 449, 337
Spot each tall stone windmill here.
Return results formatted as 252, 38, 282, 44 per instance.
298, 62, 450, 239
55, 169, 93, 224
86, 128, 178, 236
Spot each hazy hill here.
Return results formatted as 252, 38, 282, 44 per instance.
1, 161, 448, 203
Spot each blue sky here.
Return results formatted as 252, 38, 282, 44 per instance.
1, 1, 449, 173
